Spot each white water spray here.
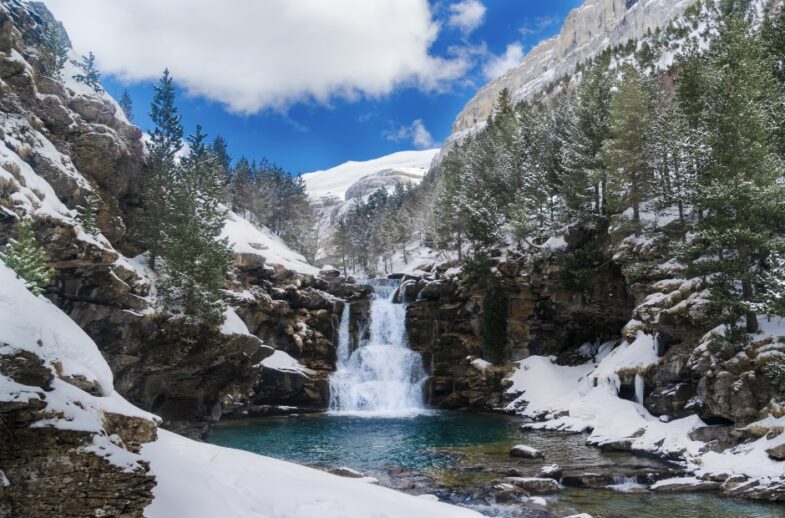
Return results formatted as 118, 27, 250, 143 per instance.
328, 280, 428, 417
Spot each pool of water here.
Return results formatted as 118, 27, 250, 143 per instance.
209, 412, 785, 518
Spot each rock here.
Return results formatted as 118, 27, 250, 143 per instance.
537, 464, 563, 480
451, 0, 691, 133
561, 473, 615, 488
510, 444, 544, 459
329, 467, 366, 478
652, 479, 722, 492
505, 477, 560, 494
689, 425, 738, 453
766, 443, 785, 461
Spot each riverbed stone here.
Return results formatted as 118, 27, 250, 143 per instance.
505, 477, 560, 494
510, 444, 544, 458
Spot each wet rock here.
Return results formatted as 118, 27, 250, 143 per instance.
510, 444, 544, 459
561, 473, 615, 488
505, 477, 560, 494
329, 466, 366, 478
537, 464, 563, 480
652, 479, 722, 492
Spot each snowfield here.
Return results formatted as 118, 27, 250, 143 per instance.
302, 149, 438, 203
0, 260, 482, 518
221, 210, 319, 275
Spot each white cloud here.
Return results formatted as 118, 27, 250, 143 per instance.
519, 16, 560, 36
447, 0, 486, 36
384, 120, 436, 149
42, 0, 472, 114
482, 43, 525, 80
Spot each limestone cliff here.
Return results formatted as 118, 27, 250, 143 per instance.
452, 0, 694, 134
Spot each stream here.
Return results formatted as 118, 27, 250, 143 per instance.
209, 412, 785, 517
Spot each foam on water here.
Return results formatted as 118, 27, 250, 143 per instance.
328, 279, 429, 417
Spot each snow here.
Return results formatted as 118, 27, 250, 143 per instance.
259, 350, 314, 375
221, 210, 318, 275
302, 149, 438, 202
220, 308, 252, 336
143, 429, 483, 518
0, 263, 113, 395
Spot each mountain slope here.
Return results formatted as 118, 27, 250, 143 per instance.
452, 0, 694, 134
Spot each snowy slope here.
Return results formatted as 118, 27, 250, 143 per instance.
0, 260, 482, 517
302, 149, 438, 203
144, 429, 482, 518
221, 210, 319, 275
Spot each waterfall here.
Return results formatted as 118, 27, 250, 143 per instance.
335, 302, 351, 367
328, 279, 428, 417
634, 373, 645, 406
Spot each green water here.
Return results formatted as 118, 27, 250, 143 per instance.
209, 412, 785, 518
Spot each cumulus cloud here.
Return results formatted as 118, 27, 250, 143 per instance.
42, 0, 472, 114
447, 0, 487, 36
384, 120, 436, 149
482, 43, 525, 80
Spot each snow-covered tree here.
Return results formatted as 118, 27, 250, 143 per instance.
76, 192, 100, 237
603, 64, 655, 223
141, 68, 182, 270
42, 25, 68, 79
1, 219, 54, 296
119, 89, 134, 122
162, 126, 232, 324
73, 51, 102, 90
684, 16, 785, 333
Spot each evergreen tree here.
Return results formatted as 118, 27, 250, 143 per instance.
162, 126, 232, 324
77, 192, 101, 237
560, 64, 613, 218
73, 52, 102, 90
210, 135, 232, 183
119, 89, 134, 122
141, 69, 182, 270
42, 25, 68, 79
648, 91, 695, 239
603, 65, 655, 223
684, 17, 785, 333
1, 219, 54, 296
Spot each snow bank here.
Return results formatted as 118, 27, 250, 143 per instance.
259, 350, 314, 375
0, 263, 113, 395
143, 429, 483, 518
302, 149, 438, 202
506, 337, 705, 458
219, 308, 252, 336
221, 210, 318, 275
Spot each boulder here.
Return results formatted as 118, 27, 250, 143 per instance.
505, 477, 560, 494
510, 444, 544, 459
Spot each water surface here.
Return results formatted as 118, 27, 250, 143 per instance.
210, 412, 785, 518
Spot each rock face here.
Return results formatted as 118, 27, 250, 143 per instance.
406, 221, 634, 409
452, 0, 693, 134
0, 0, 373, 440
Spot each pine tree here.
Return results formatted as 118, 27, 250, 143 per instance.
560, 64, 613, 218
684, 16, 785, 334
141, 69, 182, 270
73, 52, 102, 90
210, 135, 232, 183
1, 219, 54, 296
602, 65, 655, 223
77, 192, 101, 237
162, 126, 232, 324
648, 91, 695, 239
42, 25, 68, 79
119, 89, 134, 122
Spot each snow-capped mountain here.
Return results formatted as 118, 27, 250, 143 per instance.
302, 148, 438, 227
452, 0, 694, 135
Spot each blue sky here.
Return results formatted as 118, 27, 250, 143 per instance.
48, 0, 582, 174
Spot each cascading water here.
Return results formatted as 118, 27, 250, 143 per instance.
328, 279, 428, 417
